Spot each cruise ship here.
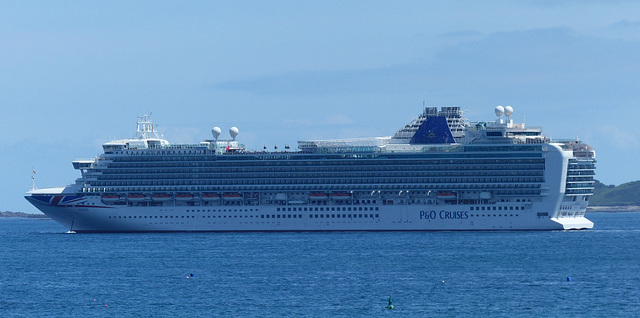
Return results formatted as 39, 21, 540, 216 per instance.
25, 106, 596, 232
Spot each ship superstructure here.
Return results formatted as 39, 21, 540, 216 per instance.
26, 106, 596, 232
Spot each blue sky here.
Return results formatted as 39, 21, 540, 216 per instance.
2, 1, 639, 213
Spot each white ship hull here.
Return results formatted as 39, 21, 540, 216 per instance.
26, 195, 593, 232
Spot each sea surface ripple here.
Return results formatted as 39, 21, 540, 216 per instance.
1, 212, 638, 317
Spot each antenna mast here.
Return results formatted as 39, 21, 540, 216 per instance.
136, 114, 159, 139
30, 169, 37, 191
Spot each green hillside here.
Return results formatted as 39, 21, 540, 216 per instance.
590, 180, 640, 206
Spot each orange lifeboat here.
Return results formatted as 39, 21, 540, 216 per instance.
202, 193, 221, 201
436, 192, 457, 199
223, 193, 243, 201
151, 194, 171, 201
331, 193, 351, 200
309, 193, 329, 200
101, 194, 120, 203
175, 194, 195, 201
127, 194, 146, 202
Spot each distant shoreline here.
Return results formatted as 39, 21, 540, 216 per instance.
587, 206, 640, 212
0, 211, 48, 218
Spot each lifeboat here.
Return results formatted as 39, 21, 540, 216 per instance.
202, 193, 221, 201
331, 193, 351, 200
223, 193, 243, 201
127, 194, 146, 202
101, 194, 121, 203
436, 192, 457, 199
309, 193, 329, 200
175, 194, 195, 201
479, 192, 492, 199
151, 194, 171, 201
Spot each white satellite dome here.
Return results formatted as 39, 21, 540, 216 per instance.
504, 106, 513, 117
495, 106, 505, 117
229, 127, 239, 140
211, 127, 222, 139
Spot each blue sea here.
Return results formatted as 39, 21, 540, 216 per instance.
1, 212, 639, 317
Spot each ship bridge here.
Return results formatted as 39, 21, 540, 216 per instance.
102, 114, 170, 152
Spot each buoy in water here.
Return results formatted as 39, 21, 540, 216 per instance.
567, 276, 572, 282
385, 295, 395, 309
190, 273, 194, 277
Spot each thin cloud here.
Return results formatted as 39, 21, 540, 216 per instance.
323, 114, 353, 125
283, 114, 353, 126
213, 26, 640, 104
438, 30, 482, 38
611, 19, 640, 28
600, 125, 640, 150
